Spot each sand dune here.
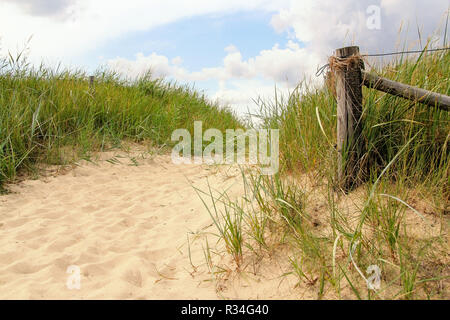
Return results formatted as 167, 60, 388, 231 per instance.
0, 148, 300, 299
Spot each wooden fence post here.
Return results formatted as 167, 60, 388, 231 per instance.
334, 46, 364, 190
89, 76, 95, 91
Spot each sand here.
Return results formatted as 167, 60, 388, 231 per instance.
0, 148, 301, 299
4, 147, 442, 300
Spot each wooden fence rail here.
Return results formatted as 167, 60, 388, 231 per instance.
332, 45, 450, 190
362, 71, 450, 111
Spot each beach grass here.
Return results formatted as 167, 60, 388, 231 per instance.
201, 47, 449, 299
0, 52, 242, 187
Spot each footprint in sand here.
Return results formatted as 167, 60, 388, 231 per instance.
9, 261, 43, 274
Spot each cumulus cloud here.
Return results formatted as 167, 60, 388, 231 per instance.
1, 0, 76, 17
0, 0, 289, 62
108, 52, 186, 80
108, 41, 319, 117
271, 0, 449, 56
211, 78, 293, 116
109, 40, 320, 87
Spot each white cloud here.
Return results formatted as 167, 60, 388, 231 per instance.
224, 44, 239, 53
2, 0, 77, 18
212, 78, 292, 113
0, 0, 290, 64
109, 41, 320, 86
271, 0, 449, 55
108, 52, 186, 80
171, 56, 183, 66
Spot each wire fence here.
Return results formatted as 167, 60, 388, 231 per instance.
315, 47, 450, 77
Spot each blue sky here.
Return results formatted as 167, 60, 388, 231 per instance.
91, 11, 290, 70
78, 10, 294, 103
0, 0, 448, 117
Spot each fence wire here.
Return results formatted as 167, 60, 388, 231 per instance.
316, 47, 450, 77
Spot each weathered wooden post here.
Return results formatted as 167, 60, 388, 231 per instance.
333, 46, 364, 190
89, 76, 95, 91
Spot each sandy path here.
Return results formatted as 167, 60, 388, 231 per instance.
0, 149, 253, 299
3, 147, 444, 300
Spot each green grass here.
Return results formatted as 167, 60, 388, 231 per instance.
200, 47, 449, 299
0, 52, 243, 187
